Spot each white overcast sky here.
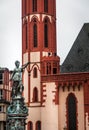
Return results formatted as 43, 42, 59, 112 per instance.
0, 0, 89, 70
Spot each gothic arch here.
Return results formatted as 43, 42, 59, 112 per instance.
36, 121, 41, 130
28, 121, 33, 130
30, 64, 40, 73
31, 16, 39, 23
43, 16, 50, 23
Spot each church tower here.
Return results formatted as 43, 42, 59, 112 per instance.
22, 0, 60, 130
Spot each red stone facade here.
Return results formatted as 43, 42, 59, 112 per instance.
22, 0, 89, 130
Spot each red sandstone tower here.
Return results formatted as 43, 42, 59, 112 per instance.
22, 0, 60, 130
21, 0, 89, 130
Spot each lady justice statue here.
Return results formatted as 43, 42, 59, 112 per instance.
10, 60, 30, 98
6, 61, 29, 130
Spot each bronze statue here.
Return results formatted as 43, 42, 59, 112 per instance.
6, 61, 29, 130
10, 60, 30, 97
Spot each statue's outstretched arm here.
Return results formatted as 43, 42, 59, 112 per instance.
22, 62, 30, 70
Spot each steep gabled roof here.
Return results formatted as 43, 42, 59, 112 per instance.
61, 23, 89, 73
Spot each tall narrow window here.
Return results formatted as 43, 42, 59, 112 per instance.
44, 20, 48, 47
26, 23, 28, 49
67, 94, 77, 130
44, 0, 48, 12
33, 87, 38, 102
33, 0, 37, 12
33, 67, 37, 78
36, 121, 41, 130
33, 24, 37, 47
28, 121, 33, 130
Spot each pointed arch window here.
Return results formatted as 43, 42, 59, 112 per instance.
44, 19, 48, 47
28, 121, 33, 130
36, 121, 41, 130
67, 93, 77, 130
44, 0, 48, 12
33, 87, 38, 102
33, 0, 37, 12
25, 22, 28, 49
33, 67, 37, 78
33, 24, 38, 47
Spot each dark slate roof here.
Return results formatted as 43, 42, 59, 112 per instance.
61, 23, 89, 73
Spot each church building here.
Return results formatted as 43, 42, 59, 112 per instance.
0, 0, 89, 130
22, 0, 89, 130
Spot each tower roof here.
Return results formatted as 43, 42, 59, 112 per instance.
61, 23, 89, 73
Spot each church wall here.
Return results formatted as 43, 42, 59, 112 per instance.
30, 52, 41, 104
58, 85, 84, 130
27, 107, 41, 130
30, 65, 41, 103
41, 82, 59, 130
23, 69, 28, 103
